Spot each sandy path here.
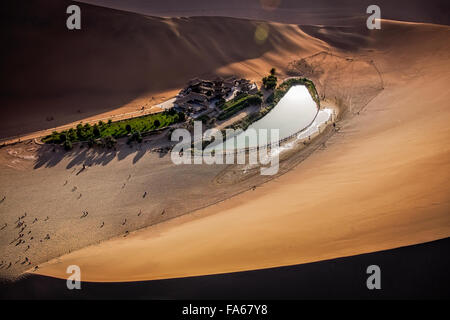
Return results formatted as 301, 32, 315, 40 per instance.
33, 21, 450, 282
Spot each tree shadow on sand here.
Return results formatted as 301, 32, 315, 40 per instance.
33, 140, 168, 170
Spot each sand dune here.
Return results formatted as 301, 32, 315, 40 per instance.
33, 20, 450, 282
2, 0, 340, 280
1, 0, 323, 139
79, 0, 450, 25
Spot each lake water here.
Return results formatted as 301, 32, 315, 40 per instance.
206, 85, 326, 152
246, 85, 318, 141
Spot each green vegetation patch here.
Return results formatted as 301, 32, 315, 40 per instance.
218, 94, 262, 120
262, 74, 277, 90
42, 109, 186, 144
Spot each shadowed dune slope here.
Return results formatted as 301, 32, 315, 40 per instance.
79, 0, 450, 26
1, 0, 321, 139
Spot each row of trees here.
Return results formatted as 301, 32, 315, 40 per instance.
43, 109, 186, 150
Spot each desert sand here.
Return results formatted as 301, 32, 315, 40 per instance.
1, 1, 449, 282
1, 0, 330, 279
31, 19, 450, 281
2, 0, 322, 140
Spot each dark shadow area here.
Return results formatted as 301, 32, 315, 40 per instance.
80, 0, 450, 26
1, 237, 449, 299
32, 140, 161, 169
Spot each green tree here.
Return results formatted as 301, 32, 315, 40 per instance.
76, 123, 84, 140
153, 119, 161, 128
68, 129, 77, 141
93, 124, 100, 137
126, 124, 132, 133
262, 74, 277, 90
